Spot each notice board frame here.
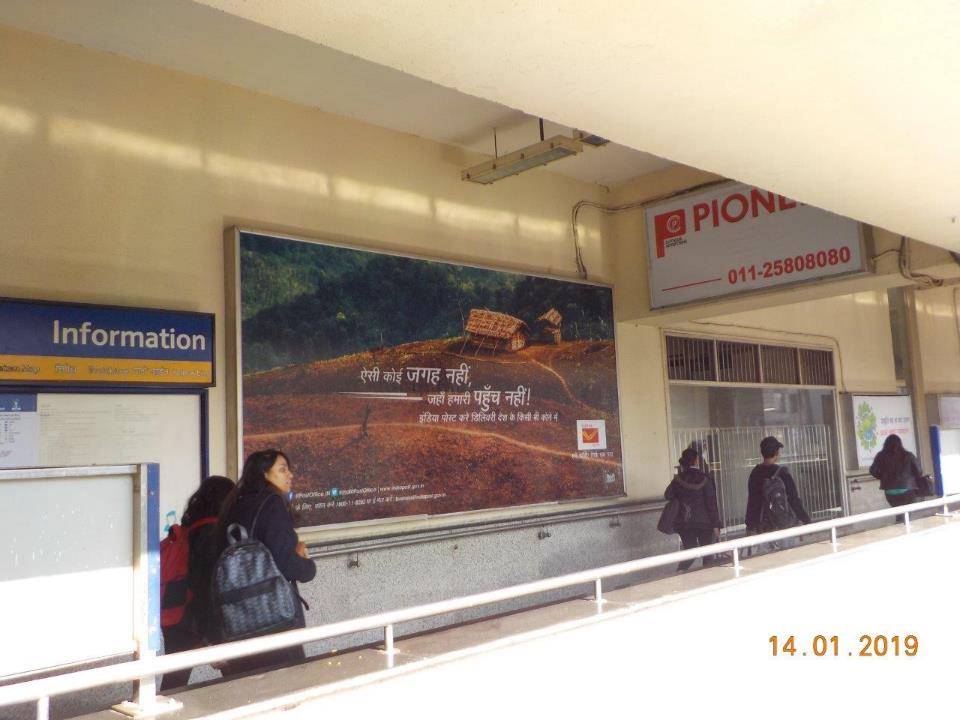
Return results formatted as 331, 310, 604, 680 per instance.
0, 384, 210, 504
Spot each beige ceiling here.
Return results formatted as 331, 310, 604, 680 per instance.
0, 0, 672, 186
3, 1, 959, 249
191, 0, 960, 251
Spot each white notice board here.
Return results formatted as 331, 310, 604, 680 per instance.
0, 392, 202, 537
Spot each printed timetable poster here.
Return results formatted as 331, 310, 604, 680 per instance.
0, 299, 215, 387
238, 232, 625, 526
0, 394, 39, 467
644, 182, 865, 309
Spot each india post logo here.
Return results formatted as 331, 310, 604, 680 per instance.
576, 419, 607, 451
653, 209, 686, 258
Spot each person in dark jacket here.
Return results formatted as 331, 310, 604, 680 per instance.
745, 436, 811, 554
160, 475, 235, 691
869, 434, 924, 522
215, 449, 317, 676
665, 447, 721, 571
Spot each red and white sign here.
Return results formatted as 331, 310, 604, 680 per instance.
576, 419, 607, 451
645, 182, 864, 309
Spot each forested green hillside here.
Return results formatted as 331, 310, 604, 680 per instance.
241, 232, 614, 373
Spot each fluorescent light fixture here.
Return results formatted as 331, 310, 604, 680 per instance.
462, 135, 582, 184
573, 129, 610, 147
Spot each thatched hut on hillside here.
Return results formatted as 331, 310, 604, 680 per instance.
537, 307, 563, 345
463, 309, 530, 354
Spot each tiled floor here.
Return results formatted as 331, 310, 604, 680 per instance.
74, 514, 954, 720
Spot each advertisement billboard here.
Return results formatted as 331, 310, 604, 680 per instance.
645, 182, 864, 309
237, 231, 625, 527
851, 394, 916, 468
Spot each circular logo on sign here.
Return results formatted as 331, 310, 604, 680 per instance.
666, 214, 683, 234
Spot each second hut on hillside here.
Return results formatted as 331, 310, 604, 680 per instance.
463, 309, 530, 354
537, 307, 563, 345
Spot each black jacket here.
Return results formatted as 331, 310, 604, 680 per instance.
665, 468, 721, 530
745, 464, 811, 532
869, 449, 923, 491
184, 518, 219, 636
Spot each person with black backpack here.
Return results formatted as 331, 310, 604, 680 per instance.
745, 436, 811, 554
159, 475, 235, 691
211, 449, 316, 676
664, 447, 722, 572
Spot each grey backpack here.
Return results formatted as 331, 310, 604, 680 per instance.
210, 496, 299, 642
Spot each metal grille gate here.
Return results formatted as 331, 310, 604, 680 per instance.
670, 424, 843, 535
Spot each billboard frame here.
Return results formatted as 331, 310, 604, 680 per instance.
224, 226, 630, 537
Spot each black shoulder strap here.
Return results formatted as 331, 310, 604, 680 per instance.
250, 492, 279, 537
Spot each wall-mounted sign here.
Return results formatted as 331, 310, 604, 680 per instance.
851, 394, 916, 467
0, 298, 214, 386
235, 231, 625, 527
644, 182, 864, 309
938, 395, 960, 429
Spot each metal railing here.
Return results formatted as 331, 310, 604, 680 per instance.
2, 494, 959, 720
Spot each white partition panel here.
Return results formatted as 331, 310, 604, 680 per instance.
0, 466, 151, 678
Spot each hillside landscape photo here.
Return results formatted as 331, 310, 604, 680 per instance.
239, 232, 625, 526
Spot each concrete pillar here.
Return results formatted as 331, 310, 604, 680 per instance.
902, 286, 934, 472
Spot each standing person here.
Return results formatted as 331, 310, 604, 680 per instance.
745, 437, 811, 553
160, 475, 235, 691
214, 449, 316, 676
665, 447, 722, 572
869, 434, 924, 522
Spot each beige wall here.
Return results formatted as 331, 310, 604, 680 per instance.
5, 25, 960, 512
0, 27, 610, 498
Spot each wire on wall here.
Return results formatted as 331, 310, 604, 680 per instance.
897, 236, 943, 288
570, 179, 728, 279
871, 236, 945, 288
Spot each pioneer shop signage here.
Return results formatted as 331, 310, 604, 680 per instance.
644, 182, 864, 309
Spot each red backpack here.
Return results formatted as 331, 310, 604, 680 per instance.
160, 518, 217, 628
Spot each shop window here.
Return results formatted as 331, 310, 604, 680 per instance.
799, 348, 835, 386
717, 341, 760, 383
666, 334, 833, 388
669, 385, 842, 532
666, 335, 715, 381
760, 345, 800, 385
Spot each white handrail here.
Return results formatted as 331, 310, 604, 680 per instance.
2, 493, 958, 717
